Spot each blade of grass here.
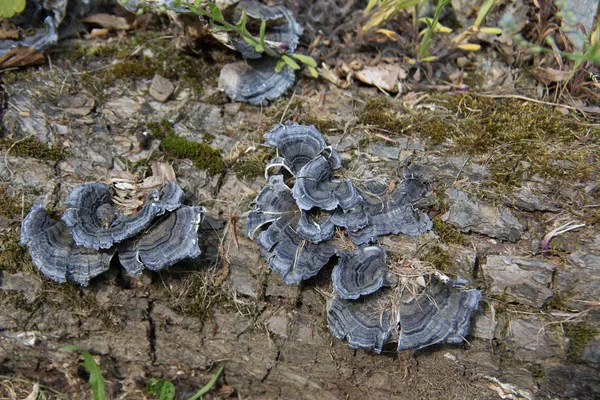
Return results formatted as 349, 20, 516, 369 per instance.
59, 345, 105, 400
187, 366, 224, 400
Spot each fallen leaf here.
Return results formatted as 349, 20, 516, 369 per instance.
151, 160, 177, 183
213, 384, 235, 397
85, 28, 110, 40
355, 64, 407, 93
529, 67, 571, 85
0, 46, 45, 69
83, 13, 132, 31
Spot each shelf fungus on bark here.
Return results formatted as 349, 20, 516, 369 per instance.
62, 181, 184, 250
327, 277, 482, 352
248, 123, 479, 352
21, 181, 203, 286
264, 123, 342, 176
218, 57, 295, 106
230, 0, 303, 59
397, 277, 482, 351
20, 205, 114, 286
292, 156, 363, 211
248, 175, 336, 283
257, 218, 336, 284
118, 206, 205, 275
331, 178, 432, 245
332, 246, 392, 300
327, 290, 397, 353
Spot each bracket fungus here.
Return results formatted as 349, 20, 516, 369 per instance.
20, 205, 114, 287
62, 182, 184, 250
218, 57, 295, 106
264, 123, 342, 175
118, 206, 205, 275
248, 123, 481, 352
248, 174, 336, 283
332, 246, 391, 300
292, 156, 363, 211
21, 182, 204, 286
397, 277, 482, 351
331, 179, 432, 245
327, 291, 397, 353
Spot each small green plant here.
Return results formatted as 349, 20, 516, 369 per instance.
411, 0, 452, 63
60, 345, 224, 400
452, 0, 503, 51
147, 366, 224, 400
362, 0, 420, 32
363, 0, 502, 62
147, 378, 176, 400
121, 0, 318, 77
186, 1, 317, 76
59, 345, 105, 400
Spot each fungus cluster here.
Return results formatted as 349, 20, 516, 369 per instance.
20, 182, 204, 286
248, 123, 482, 352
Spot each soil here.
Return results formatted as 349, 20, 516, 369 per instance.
1, 1, 599, 399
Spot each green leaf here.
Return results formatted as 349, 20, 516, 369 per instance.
307, 66, 319, 78
207, 3, 224, 21
275, 59, 286, 73
147, 378, 176, 400
0, 0, 26, 19
254, 43, 265, 53
259, 20, 267, 43
282, 55, 300, 70
291, 54, 317, 68
474, 0, 498, 28
364, 0, 379, 14
60, 346, 105, 400
187, 366, 224, 400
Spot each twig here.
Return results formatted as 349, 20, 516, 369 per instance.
279, 91, 297, 123
474, 93, 580, 111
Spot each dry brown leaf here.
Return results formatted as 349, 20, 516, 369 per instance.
530, 67, 571, 85
0, 46, 45, 69
151, 160, 177, 183
85, 28, 110, 40
83, 13, 132, 31
213, 384, 235, 397
354, 64, 407, 93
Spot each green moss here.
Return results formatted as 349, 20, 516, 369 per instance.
0, 137, 64, 161
0, 228, 36, 274
232, 150, 271, 180
300, 115, 343, 133
161, 134, 225, 176
359, 97, 404, 134
147, 118, 174, 140
166, 272, 258, 322
39, 281, 122, 329
564, 323, 597, 362
432, 217, 466, 245
203, 132, 216, 142
204, 91, 229, 105
544, 291, 570, 311
108, 60, 155, 80
419, 94, 598, 186
422, 244, 452, 273
0, 71, 17, 85
0, 187, 24, 219
526, 363, 546, 379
